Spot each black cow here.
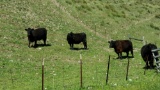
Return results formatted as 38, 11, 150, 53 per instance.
25, 28, 47, 47
67, 32, 87, 49
108, 40, 134, 59
141, 43, 159, 69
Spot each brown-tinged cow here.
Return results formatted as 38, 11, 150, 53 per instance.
108, 40, 134, 59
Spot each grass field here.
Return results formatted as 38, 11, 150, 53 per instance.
0, 0, 160, 90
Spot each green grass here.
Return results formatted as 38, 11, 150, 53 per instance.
0, 0, 160, 90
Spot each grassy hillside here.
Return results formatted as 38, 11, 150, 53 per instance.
0, 0, 160, 90
58, 0, 160, 41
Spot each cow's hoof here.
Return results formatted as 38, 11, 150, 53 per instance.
70, 48, 73, 50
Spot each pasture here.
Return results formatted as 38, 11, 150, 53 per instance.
0, 0, 160, 90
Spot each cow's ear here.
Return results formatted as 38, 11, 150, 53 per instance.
70, 32, 73, 35
25, 29, 28, 31
108, 41, 110, 43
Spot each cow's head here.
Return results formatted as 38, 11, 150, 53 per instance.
25, 28, 34, 36
148, 43, 158, 54
148, 43, 157, 50
149, 43, 159, 61
69, 32, 73, 36
67, 32, 72, 41
108, 40, 115, 48
67, 32, 73, 38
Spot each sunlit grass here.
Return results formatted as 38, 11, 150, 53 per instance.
0, 0, 160, 90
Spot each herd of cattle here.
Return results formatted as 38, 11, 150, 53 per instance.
25, 27, 159, 69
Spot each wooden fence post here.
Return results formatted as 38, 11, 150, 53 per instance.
80, 54, 83, 88
106, 55, 110, 84
42, 59, 44, 90
126, 58, 130, 81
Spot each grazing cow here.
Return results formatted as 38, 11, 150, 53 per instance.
25, 28, 47, 47
141, 43, 159, 69
67, 32, 87, 49
108, 40, 134, 59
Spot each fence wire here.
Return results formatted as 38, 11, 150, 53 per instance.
0, 56, 130, 90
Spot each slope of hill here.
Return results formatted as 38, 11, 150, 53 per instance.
0, 0, 160, 90
58, 0, 160, 41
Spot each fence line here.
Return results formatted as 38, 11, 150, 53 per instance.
128, 36, 146, 45
1, 55, 133, 89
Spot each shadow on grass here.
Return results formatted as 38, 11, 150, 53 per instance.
32, 44, 51, 48
70, 48, 89, 51
143, 65, 156, 70
113, 56, 134, 60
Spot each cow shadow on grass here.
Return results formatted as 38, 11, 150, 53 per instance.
114, 56, 134, 60
143, 65, 156, 70
70, 48, 89, 51
32, 44, 51, 48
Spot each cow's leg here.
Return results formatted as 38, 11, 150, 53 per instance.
72, 44, 74, 48
145, 61, 149, 69
83, 41, 87, 49
120, 52, 122, 59
28, 41, 31, 48
43, 38, 46, 45
149, 59, 154, 69
70, 44, 74, 49
145, 56, 149, 69
70, 44, 72, 49
131, 50, 134, 58
126, 51, 129, 57
116, 52, 120, 59
34, 40, 37, 47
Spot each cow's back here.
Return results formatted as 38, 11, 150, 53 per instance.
141, 44, 158, 59
115, 40, 133, 51
32, 28, 47, 40
121, 40, 133, 51
72, 33, 86, 44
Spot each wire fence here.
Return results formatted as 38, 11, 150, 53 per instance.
0, 55, 130, 90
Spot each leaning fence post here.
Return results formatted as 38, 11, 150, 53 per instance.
106, 55, 110, 85
80, 54, 83, 88
42, 59, 44, 90
126, 58, 130, 81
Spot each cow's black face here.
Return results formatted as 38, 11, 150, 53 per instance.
108, 40, 115, 48
149, 44, 157, 50
149, 43, 159, 56
25, 28, 34, 36
67, 32, 72, 40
